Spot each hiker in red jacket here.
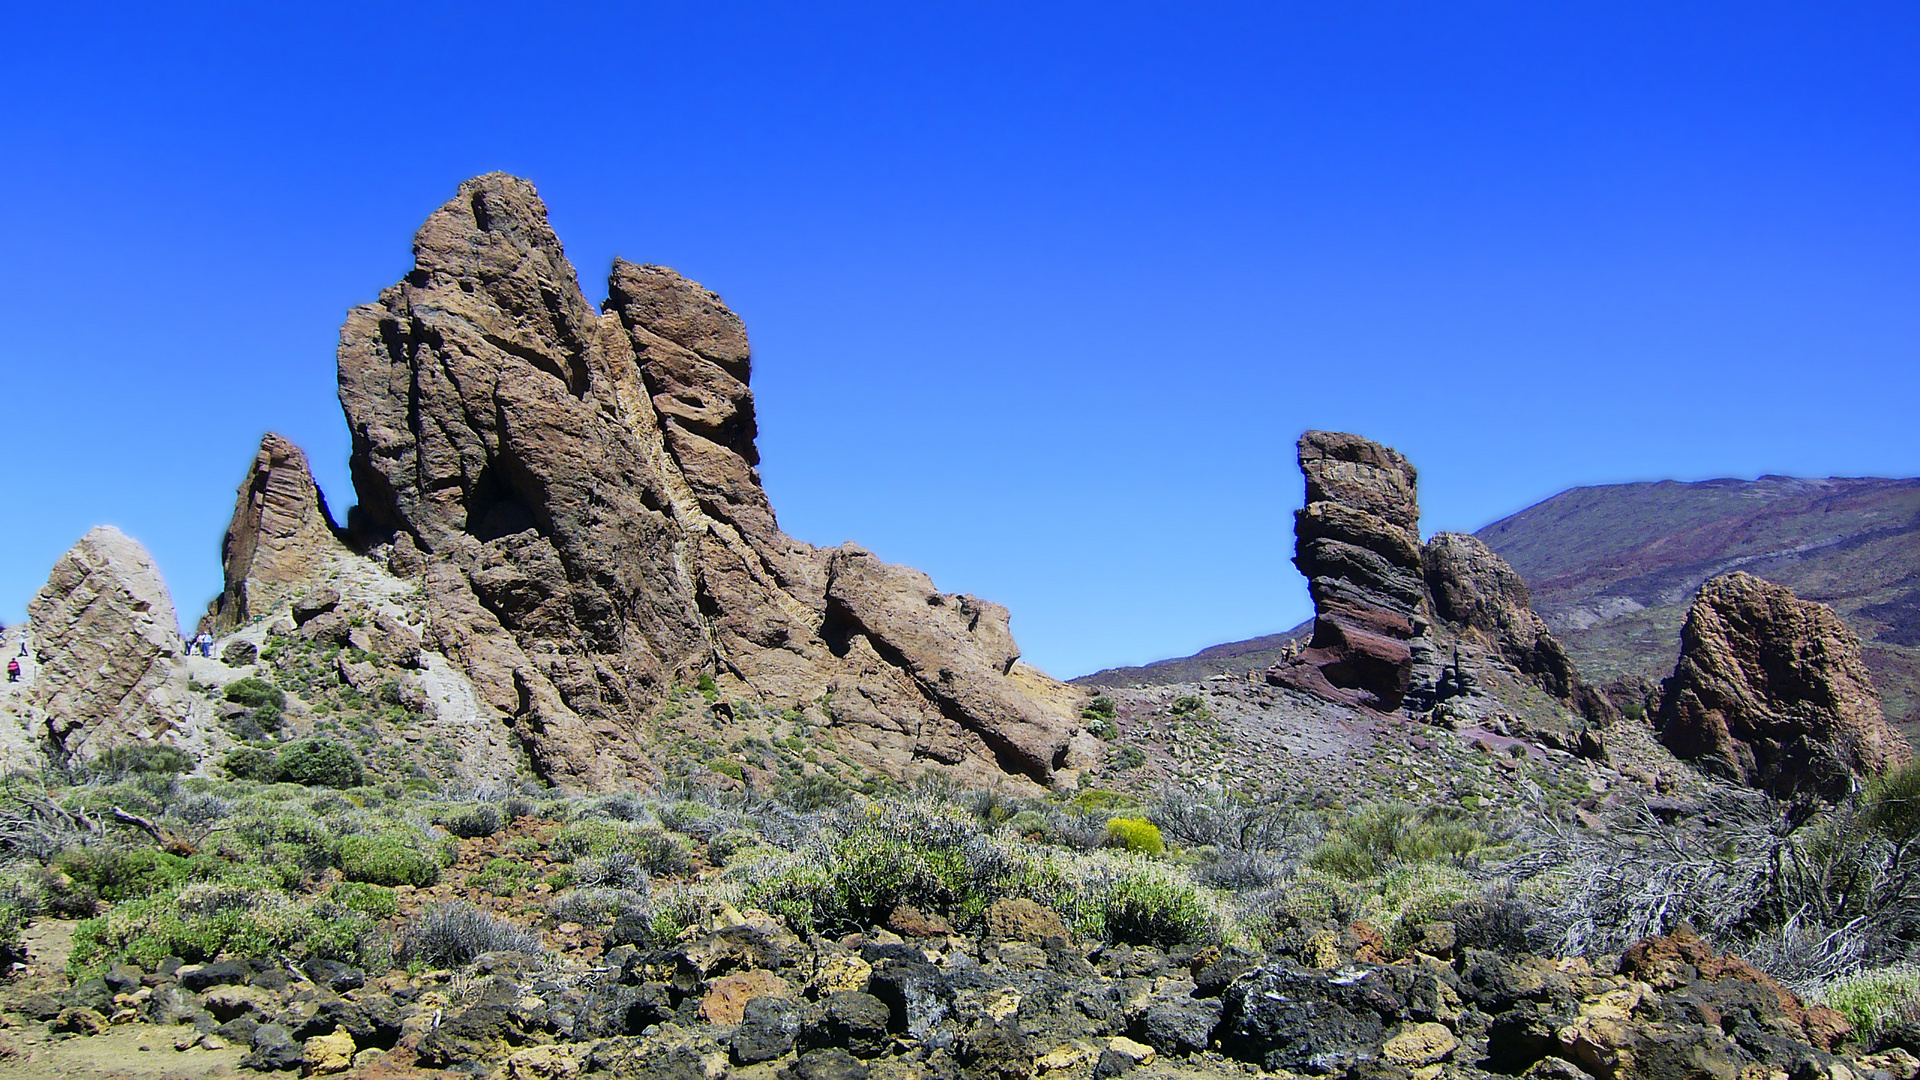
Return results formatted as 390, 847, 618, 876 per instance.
5, 659, 18, 683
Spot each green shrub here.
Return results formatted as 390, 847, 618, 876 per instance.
71, 883, 379, 971
81, 743, 195, 779
223, 678, 286, 711
1091, 863, 1218, 948
1114, 745, 1147, 770
338, 832, 439, 887
550, 820, 691, 878
1308, 803, 1484, 881
697, 674, 718, 703
710, 760, 744, 781
275, 738, 365, 789
1825, 965, 1920, 1046
1170, 695, 1206, 716
326, 881, 398, 919
708, 829, 764, 867
222, 747, 278, 781
778, 773, 851, 810
1105, 817, 1166, 856
437, 803, 503, 839
1073, 789, 1137, 813
472, 857, 534, 897
55, 847, 192, 904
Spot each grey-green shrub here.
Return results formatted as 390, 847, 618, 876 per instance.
400, 902, 542, 967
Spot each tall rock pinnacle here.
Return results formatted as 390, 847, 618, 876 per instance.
1268, 431, 1427, 710
336, 173, 1075, 789
205, 433, 348, 632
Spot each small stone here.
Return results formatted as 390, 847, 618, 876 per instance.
809, 952, 872, 997
885, 905, 953, 938
302, 1025, 355, 1075
1035, 1043, 1097, 1072
1382, 1022, 1459, 1068
1106, 1036, 1156, 1065
984, 897, 1071, 943
701, 970, 792, 1026
49, 1007, 108, 1036
506, 1045, 580, 1080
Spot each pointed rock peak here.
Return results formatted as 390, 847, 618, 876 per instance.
42, 526, 179, 632
207, 433, 346, 632
29, 526, 183, 764
1659, 571, 1911, 798
607, 258, 751, 378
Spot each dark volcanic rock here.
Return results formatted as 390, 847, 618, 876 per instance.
334, 173, 1075, 789
1267, 432, 1425, 710
1658, 571, 1911, 798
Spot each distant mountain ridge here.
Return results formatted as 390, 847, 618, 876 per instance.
1477, 474, 1920, 732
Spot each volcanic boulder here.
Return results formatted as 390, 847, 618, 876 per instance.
335, 173, 1073, 788
205, 433, 349, 633
1268, 431, 1426, 710
27, 527, 192, 764
1658, 571, 1910, 798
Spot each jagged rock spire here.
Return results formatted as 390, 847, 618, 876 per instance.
205, 433, 347, 632
336, 174, 1076, 789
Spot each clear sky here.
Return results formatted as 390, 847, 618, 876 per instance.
1, 3, 1915, 679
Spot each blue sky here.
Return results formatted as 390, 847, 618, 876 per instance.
1, 2, 1915, 678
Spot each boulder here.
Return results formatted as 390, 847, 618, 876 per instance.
1658, 572, 1911, 798
26, 526, 194, 766
204, 433, 349, 633
334, 173, 1075, 789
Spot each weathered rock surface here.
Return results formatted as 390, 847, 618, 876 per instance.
1658, 571, 1911, 797
335, 173, 1075, 789
25, 526, 198, 764
1425, 532, 1578, 702
205, 433, 350, 633
1267, 431, 1426, 711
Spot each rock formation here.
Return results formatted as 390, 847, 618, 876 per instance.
204, 433, 350, 633
26, 527, 197, 764
335, 173, 1076, 789
1265, 432, 1610, 732
1267, 432, 1427, 710
1424, 532, 1578, 700
1658, 571, 1910, 798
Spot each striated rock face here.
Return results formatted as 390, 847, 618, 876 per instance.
336, 173, 1073, 789
1424, 532, 1578, 701
1658, 571, 1910, 798
1268, 432, 1426, 710
205, 433, 349, 632
27, 527, 188, 763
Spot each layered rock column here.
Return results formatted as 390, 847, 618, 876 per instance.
1658, 571, 1910, 798
1268, 432, 1427, 710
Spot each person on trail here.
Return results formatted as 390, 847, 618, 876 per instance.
194, 631, 214, 657
6, 659, 18, 683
